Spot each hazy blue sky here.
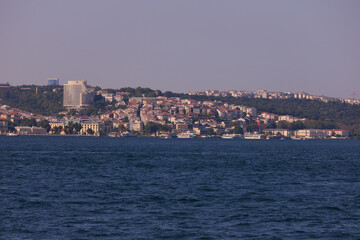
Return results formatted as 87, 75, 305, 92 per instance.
1, 0, 359, 98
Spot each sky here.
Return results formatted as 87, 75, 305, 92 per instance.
0, 0, 359, 98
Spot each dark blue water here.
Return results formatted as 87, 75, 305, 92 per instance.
1, 137, 360, 239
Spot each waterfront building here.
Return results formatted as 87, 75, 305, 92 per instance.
193, 126, 207, 135
49, 121, 65, 129
130, 120, 144, 132
15, 126, 47, 135
294, 129, 326, 139
63, 80, 94, 109
325, 129, 349, 137
176, 123, 189, 132
265, 129, 292, 137
48, 78, 59, 86
0, 121, 8, 134
80, 121, 104, 135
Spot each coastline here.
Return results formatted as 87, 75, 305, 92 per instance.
0, 133, 353, 140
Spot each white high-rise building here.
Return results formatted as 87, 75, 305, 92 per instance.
63, 80, 94, 109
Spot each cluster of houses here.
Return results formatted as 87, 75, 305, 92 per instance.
0, 93, 350, 138
0, 104, 48, 135
188, 89, 360, 105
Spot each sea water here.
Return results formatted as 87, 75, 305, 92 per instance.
1, 136, 360, 239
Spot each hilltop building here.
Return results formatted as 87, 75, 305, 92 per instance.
0, 82, 10, 89
48, 78, 59, 86
63, 80, 94, 109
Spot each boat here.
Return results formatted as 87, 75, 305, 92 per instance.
6, 132, 19, 137
108, 132, 119, 137
221, 134, 240, 139
121, 132, 134, 137
177, 132, 195, 138
159, 133, 173, 139
244, 133, 265, 139
291, 136, 306, 140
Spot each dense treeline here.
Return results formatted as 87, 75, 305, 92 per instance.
144, 122, 172, 135
104, 87, 162, 97
7, 118, 51, 132
0, 86, 64, 115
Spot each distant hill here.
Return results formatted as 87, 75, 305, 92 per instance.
1, 85, 359, 136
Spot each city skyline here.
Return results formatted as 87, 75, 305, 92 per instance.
1, 0, 359, 98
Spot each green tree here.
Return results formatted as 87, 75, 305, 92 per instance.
289, 121, 305, 130
144, 122, 161, 135
20, 118, 37, 127
52, 126, 63, 134
277, 121, 290, 129
118, 124, 127, 132
73, 123, 82, 132
7, 120, 16, 132
207, 128, 215, 136
64, 125, 72, 134
104, 120, 113, 133
87, 128, 94, 135
144, 122, 171, 135
38, 119, 51, 132
246, 123, 260, 133
233, 126, 244, 134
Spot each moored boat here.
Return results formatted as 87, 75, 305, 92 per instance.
6, 132, 19, 137
244, 133, 265, 139
221, 134, 241, 139
177, 132, 195, 138
159, 133, 173, 139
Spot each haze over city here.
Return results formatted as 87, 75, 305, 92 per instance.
1, 0, 359, 98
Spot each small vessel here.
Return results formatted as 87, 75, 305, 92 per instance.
121, 132, 133, 137
108, 132, 119, 137
291, 136, 305, 140
159, 133, 173, 139
6, 132, 19, 137
221, 134, 239, 139
244, 133, 265, 139
177, 132, 195, 138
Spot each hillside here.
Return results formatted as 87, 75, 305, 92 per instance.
183, 95, 360, 136
1, 85, 360, 136
0, 85, 64, 115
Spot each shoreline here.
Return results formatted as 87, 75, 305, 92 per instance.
0, 134, 354, 140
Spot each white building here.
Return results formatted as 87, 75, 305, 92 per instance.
130, 120, 144, 132
15, 126, 47, 135
265, 129, 292, 137
294, 129, 326, 139
63, 80, 94, 109
80, 121, 104, 135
